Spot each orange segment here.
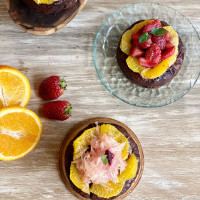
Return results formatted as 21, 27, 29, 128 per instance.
0, 66, 31, 108
90, 180, 124, 198
118, 154, 138, 182
0, 107, 43, 161
126, 56, 144, 73
70, 163, 90, 194
120, 20, 154, 55
163, 26, 179, 46
73, 124, 130, 160
73, 127, 96, 160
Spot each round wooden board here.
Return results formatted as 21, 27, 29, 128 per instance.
59, 117, 144, 200
6, 0, 88, 35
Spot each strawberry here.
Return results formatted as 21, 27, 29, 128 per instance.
145, 43, 161, 63
161, 46, 175, 60
165, 31, 170, 40
39, 76, 67, 100
142, 19, 162, 33
130, 45, 144, 58
152, 35, 166, 50
43, 101, 72, 121
139, 57, 158, 68
132, 33, 140, 41
131, 33, 141, 46
165, 40, 174, 49
139, 37, 152, 49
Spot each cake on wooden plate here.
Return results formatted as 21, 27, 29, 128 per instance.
60, 118, 144, 200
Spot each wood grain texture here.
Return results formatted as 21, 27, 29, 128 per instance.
0, 0, 200, 200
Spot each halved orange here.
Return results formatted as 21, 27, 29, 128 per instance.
0, 107, 43, 161
0, 66, 31, 109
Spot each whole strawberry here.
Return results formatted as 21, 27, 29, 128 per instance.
44, 101, 72, 121
39, 76, 67, 100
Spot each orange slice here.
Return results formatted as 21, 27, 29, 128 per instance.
0, 66, 31, 109
0, 107, 43, 161
126, 56, 144, 73
90, 180, 124, 198
70, 163, 90, 194
73, 124, 130, 160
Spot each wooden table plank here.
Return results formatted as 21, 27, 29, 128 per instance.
0, 0, 200, 199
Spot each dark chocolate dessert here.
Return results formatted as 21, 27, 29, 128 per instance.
63, 121, 143, 199
23, 0, 77, 14
117, 19, 184, 88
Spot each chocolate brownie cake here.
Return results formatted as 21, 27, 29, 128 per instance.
63, 122, 143, 199
117, 20, 184, 88
23, 0, 77, 14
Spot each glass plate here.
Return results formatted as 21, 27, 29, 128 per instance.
93, 3, 200, 107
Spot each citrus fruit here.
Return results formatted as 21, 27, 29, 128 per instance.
0, 66, 31, 109
0, 107, 43, 161
73, 124, 130, 160
90, 180, 124, 198
70, 163, 90, 194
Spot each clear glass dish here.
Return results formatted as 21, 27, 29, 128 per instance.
93, 3, 200, 107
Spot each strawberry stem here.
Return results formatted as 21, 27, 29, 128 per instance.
65, 104, 72, 115
59, 77, 67, 90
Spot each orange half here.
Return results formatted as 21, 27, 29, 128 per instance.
0, 66, 31, 109
0, 107, 43, 161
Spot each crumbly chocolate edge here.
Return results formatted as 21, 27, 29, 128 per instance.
64, 123, 141, 200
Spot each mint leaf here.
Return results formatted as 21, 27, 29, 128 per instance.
151, 28, 167, 36
139, 33, 150, 44
101, 155, 108, 165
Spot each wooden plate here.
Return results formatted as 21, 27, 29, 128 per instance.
6, 0, 88, 35
59, 117, 144, 200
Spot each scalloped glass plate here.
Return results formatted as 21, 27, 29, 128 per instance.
93, 3, 200, 107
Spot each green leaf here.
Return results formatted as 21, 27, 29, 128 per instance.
139, 33, 150, 44
101, 155, 108, 165
151, 28, 167, 36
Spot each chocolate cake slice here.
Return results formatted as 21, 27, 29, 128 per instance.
116, 20, 184, 88
23, 0, 77, 14
60, 118, 144, 200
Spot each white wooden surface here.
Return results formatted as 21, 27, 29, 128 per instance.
0, 0, 200, 199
